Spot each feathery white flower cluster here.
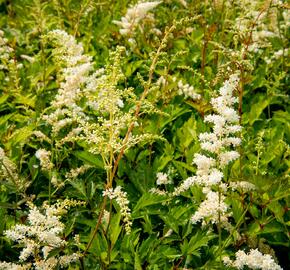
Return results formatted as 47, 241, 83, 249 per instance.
20, 54, 34, 63
50, 172, 63, 188
0, 30, 14, 68
41, 31, 160, 161
223, 249, 283, 270
0, 30, 22, 85
103, 186, 132, 234
42, 30, 92, 135
265, 48, 289, 65
191, 191, 230, 226
47, 29, 91, 67
156, 75, 167, 87
65, 165, 91, 181
189, 73, 241, 225
0, 262, 30, 270
174, 73, 241, 191
234, 1, 269, 38
78, 48, 160, 155
156, 172, 171, 185
32, 131, 51, 143
149, 187, 168, 196
157, 75, 202, 102
1, 201, 82, 270
150, 166, 178, 195
229, 181, 256, 192
173, 73, 241, 226
35, 149, 53, 171
113, 1, 161, 37
177, 80, 201, 100
234, 1, 288, 56
101, 210, 111, 228
149, 172, 172, 196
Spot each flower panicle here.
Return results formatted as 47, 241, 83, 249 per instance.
1, 201, 83, 269
103, 186, 132, 234
223, 249, 283, 270
113, 1, 162, 38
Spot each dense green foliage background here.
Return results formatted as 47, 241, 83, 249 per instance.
0, 0, 289, 269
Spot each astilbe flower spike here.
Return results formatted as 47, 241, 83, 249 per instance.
172, 73, 242, 226
103, 186, 132, 234
0, 200, 83, 270
113, 1, 162, 37
41, 30, 160, 160
223, 249, 283, 270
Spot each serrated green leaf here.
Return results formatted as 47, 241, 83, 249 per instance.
73, 151, 103, 168
133, 193, 169, 214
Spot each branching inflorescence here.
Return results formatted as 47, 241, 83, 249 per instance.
103, 186, 132, 234
223, 249, 282, 270
42, 30, 159, 159
0, 200, 84, 270
172, 73, 241, 226
153, 69, 283, 268
113, 1, 161, 38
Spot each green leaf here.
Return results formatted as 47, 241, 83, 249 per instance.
110, 212, 122, 247
172, 160, 188, 179
6, 125, 35, 149
125, 60, 143, 77
246, 94, 271, 125
46, 247, 62, 259
160, 213, 179, 234
160, 107, 191, 130
185, 232, 217, 254
0, 94, 9, 104
156, 155, 172, 172
249, 205, 260, 219
68, 180, 87, 200
172, 160, 196, 173
139, 235, 157, 259
230, 197, 244, 223
161, 246, 181, 259
134, 252, 142, 270
73, 151, 103, 168
15, 93, 36, 108
0, 113, 14, 125
267, 201, 284, 223
133, 193, 169, 214
0, 202, 18, 209
259, 221, 285, 235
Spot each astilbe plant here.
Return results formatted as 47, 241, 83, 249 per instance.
0, 0, 288, 269
41, 29, 160, 160
0, 200, 84, 270
151, 72, 283, 269
34, 28, 166, 248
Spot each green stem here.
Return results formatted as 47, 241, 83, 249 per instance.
106, 199, 113, 266
218, 186, 222, 267
83, 196, 108, 256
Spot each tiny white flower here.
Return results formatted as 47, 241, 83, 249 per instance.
156, 172, 171, 185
